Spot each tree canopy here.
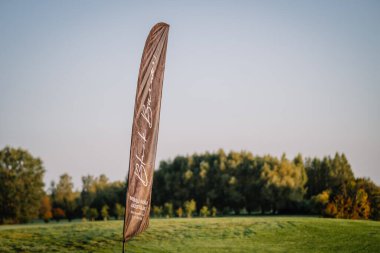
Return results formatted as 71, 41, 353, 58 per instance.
1, 146, 379, 223
0, 147, 45, 224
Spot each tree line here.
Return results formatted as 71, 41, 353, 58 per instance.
1, 146, 379, 224
152, 150, 380, 220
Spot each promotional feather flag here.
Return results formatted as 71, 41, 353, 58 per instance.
122, 22, 169, 249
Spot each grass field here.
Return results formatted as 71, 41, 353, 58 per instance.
0, 216, 379, 253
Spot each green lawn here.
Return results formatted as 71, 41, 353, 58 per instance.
0, 217, 379, 253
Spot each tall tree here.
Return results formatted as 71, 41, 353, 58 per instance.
329, 153, 355, 190
0, 146, 45, 224
39, 195, 52, 223
260, 154, 307, 214
352, 178, 380, 220
52, 173, 78, 221
306, 153, 355, 198
81, 175, 96, 207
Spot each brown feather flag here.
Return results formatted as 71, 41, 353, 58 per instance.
123, 22, 169, 245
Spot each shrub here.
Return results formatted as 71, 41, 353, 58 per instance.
324, 203, 337, 218
211, 207, 217, 217
163, 202, 173, 218
311, 190, 330, 213
82, 206, 89, 220
200, 206, 210, 217
153, 205, 163, 217
176, 207, 183, 217
114, 203, 125, 220
101, 205, 109, 221
89, 208, 98, 221
184, 199, 197, 218
52, 208, 65, 222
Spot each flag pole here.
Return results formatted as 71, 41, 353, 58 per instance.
122, 137, 133, 253
122, 87, 135, 252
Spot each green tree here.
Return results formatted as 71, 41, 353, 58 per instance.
114, 203, 125, 220
52, 173, 78, 221
305, 157, 329, 198
153, 206, 163, 217
184, 199, 197, 218
101, 205, 109, 221
89, 208, 98, 221
329, 153, 355, 189
88, 175, 125, 216
80, 175, 96, 207
260, 155, 307, 214
82, 206, 89, 220
150, 150, 379, 221
211, 207, 217, 217
200, 206, 210, 217
225, 152, 246, 214
163, 202, 173, 218
306, 154, 355, 199
0, 146, 45, 224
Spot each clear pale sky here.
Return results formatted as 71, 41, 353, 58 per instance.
1, 1, 379, 188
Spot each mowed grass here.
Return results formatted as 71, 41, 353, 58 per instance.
0, 217, 379, 253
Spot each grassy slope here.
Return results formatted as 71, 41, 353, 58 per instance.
0, 217, 379, 253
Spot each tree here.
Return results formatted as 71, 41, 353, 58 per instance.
311, 190, 330, 214
114, 203, 125, 220
152, 206, 163, 217
329, 153, 355, 189
305, 154, 355, 199
324, 181, 372, 220
39, 195, 52, 223
82, 206, 89, 220
163, 202, 173, 218
240, 153, 261, 214
176, 207, 183, 217
52, 173, 78, 221
184, 199, 196, 218
260, 155, 307, 214
148, 150, 379, 220
200, 206, 210, 217
211, 207, 217, 217
305, 157, 329, 198
355, 178, 380, 220
101, 205, 109, 221
80, 175, 96, 207
52, 208, 65, 222
86, 175, 124, 215
0, 146, 45, 224
351, 189, 370, 219
89, 208, 98, 221
324, 202, 337, 218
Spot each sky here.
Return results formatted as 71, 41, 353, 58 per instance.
0, 1, 379, 189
